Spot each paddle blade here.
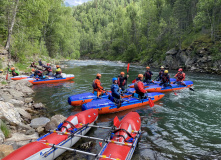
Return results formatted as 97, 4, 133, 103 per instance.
113, 116, 120, 127
132, 79, 136, 83
148, 98, 154, 107
174, 92, 178, 96
99, 142, 102, 147
189, 87, 195, 91
6, 73, 8, 80
127, 63, 130, 73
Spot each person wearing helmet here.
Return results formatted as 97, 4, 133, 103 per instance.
55, 65, 62, 78
111, 77, 121, 99
43, 63, 53, 76
159, 70, 171, 87
174, 68, 186, 85
117, 72, 129, 91
111, 77, 123, 108
30, 68, 44, 79
143, 66, 153, 84
92, 73, 104, 96
134, 74, 147, 99
8, 67, 20, 77
156, 66, 165, 81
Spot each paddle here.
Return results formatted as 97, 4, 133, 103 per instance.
148, 97, 154, 107
169, 84, 177, 95
127, 63, 130, 74
126, 63, 130, 88
189, 87, 195, 91
132, 79, 136, 83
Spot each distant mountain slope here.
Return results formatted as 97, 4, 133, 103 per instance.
65, 0, 92, 6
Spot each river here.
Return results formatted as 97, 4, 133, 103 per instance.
32, 60, 221, 160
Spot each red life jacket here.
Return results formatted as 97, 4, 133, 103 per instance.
46, 66, 52, 72
144, 71, 152, 80
134, 80, 146, 93
117, 77, 126, 86
37, 70, 43, 76
177, 72, 184, 80
159, 70, 164, 77
162, 74, 170, 83
12, 71, 18, 76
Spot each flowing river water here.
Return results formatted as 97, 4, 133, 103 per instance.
32, 60, 221, 160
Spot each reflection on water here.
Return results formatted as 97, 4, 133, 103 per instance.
32, 60, 221, 159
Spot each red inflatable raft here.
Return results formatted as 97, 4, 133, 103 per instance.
96, 112, 141, 160
3, 109, 98, 160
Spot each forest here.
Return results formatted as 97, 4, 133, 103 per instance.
1, 0, 221, 64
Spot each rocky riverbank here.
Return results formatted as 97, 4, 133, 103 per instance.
0, 76, 67, 159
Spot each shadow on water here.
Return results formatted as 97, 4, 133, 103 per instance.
32, 60, 221, 160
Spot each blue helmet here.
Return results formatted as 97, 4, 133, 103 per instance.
112, 77, 118, 83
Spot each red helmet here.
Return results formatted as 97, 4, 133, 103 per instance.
47, 63, 50, 66
178, 68, 183, 72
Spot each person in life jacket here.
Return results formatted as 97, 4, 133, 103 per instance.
111, 77, 123, 108
55, 65, 62, 78
92, 73, 105, 96
30, 68, 45, 79
134, 74, 147, 99
143, 66, 153, 83
159, 70, 171, 88
117, 72, 129, 91
156, 66, 165, 81
174, 68, 186, 86
43, 63, 53, 76
30, 61, 36, 68
9, 67, 20, 77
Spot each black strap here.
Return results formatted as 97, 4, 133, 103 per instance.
63, 120, 76, 129
113, 129, 133, 138
60, 126, 69, 131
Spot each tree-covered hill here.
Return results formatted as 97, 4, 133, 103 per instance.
1, 0, 221, 73
73, 0, 221, 65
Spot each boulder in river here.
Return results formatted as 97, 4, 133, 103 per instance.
45, 114, 66, 131
0, 101, 22, 125
30, 117, 50, 128
33, 103, 45, 109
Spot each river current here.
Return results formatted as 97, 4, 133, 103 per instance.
33, 60, 221, 160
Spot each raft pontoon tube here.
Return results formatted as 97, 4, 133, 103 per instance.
128, 78, 176, 88
3, 109, 98, 160
96, 111, 141, 160
82, 92, 164, 114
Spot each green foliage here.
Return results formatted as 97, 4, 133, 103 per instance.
1, 81, 7, 85
0, 120, 10, 138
